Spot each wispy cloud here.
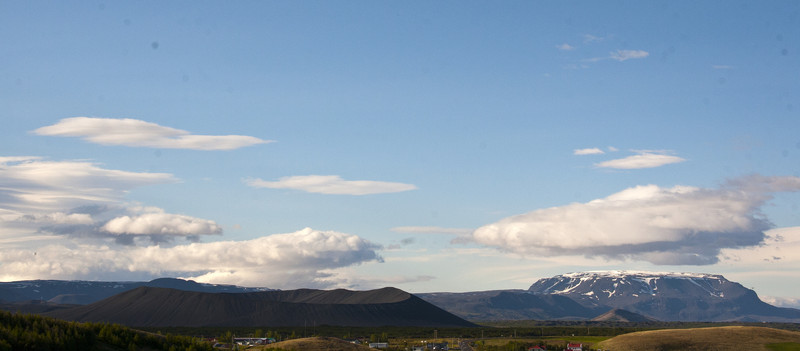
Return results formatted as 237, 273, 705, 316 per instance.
595, 150, 685, 169
584, 49, 650, 63
573, 147, 605, 156
33, 117, 271, 150
0, 156, 175, 213
0, 227, 383, 288
609, 49, 650, 61
472, 175, 800, 265
583, 34, 605, 43
556, 43, 576, 51
0, 156, 221, 245
246, 175, 417, 195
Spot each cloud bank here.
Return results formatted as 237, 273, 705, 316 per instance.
472, 175, 800, 265
0, 227, 382, 288
0, 156, 220, 245
33, 117, 271, 150
246, 175, 417, 195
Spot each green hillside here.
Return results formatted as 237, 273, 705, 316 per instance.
0, 310, 212, 351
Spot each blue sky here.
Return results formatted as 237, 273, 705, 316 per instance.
2, 1, 800, 306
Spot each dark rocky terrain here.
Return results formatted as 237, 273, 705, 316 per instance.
44, 286, 477, 327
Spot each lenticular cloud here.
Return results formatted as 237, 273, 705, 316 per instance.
472, 175, 800, 265
33, 117, 270, 150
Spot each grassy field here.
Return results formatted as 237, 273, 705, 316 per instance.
596, 326, 800, 351
253, 336, 372, 351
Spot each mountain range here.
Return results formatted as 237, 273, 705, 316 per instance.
3, 271, 799, 325
0, 277, 268, 305
418, 271, 800, 322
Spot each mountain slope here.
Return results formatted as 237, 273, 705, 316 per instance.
591, 309, 656, 322
45, 286, 477, 327
528, 271, 800, 322
417, 290, 605, 321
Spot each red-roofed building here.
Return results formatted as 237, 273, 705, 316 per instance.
527, 346, 545, 351
565, 343, 582, 351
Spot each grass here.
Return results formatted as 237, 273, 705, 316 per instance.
767, 343, 800, 351
252, 336, 372, 351
597, 326, 800, 351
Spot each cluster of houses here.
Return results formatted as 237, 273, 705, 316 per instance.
368, 341, 448, 350
212, 337, 277, 348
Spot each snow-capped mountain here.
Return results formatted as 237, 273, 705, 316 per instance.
528, 271, 800, 322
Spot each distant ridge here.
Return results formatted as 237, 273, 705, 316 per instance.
45, 286, 476, 327
0, 278, 269, 306
417, 290, 606, 321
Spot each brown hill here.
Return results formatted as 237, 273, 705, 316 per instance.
591, 308, 656, 322
262, 336, 371, 351
45, 286, 476, 328
597, 326, 800, 351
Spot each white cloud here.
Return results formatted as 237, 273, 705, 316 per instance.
761, 296, 800, 309
595, 151, 685, 169
573, 147, 605, 155
472, 175, 800, 265
0, 156, 175, 213
556, 43, 575, 51
0, 228, 382, 288
102, 212, 222, 236
607, 146, 619, 152
609, 49, 650, 61
33, 117, 271, 150
246, 175, 417, 195
0, 156, 220, 245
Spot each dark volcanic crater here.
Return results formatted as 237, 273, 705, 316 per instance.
45, 286, 476, 327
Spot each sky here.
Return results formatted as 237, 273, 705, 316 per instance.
2, 1, 800, 307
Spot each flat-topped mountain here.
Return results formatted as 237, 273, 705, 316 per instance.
45, 286, 476, 327
528, 271, 800, 322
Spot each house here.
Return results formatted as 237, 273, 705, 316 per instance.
426, 342, 449, 351
528, 346, 546, 351
369, 342, 389, 349
565, 343, 582, 351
